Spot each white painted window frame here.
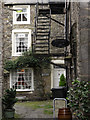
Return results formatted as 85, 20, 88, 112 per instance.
12, 29, 31, 56
13, 5, 30, 24
10, 68, 34, 92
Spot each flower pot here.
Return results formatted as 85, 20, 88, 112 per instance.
4, 108, 15, 118
58, 108, 72, 120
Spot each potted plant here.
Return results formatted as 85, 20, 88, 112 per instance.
51, 74, 67, 98
67, 79, 89, 120
2, 88, 18, 118
59, 74, 66, 87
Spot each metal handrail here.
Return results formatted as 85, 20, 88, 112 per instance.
53, 98, 67, 119
48, 6, 51, 54
33, 2, 39, 53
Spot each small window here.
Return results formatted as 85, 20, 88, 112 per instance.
13, 5, 30, 24
12, 29, 31, 56
10, 68, 34, 91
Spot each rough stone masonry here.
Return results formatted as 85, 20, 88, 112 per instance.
0, 0, 3, 119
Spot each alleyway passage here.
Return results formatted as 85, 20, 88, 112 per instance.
14, 100, 53, 119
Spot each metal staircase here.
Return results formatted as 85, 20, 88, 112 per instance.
34, 5, 51, 54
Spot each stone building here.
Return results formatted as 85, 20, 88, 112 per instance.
2, 0, 90, 101
0, 0, 3, 119
0, 0, 89, 118
2, 0, 67, 100
66, 2, 90, 86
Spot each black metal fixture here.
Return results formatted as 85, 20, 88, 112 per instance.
51, 39, 69, 48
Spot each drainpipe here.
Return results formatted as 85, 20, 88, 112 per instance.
0, 0, 3, 119
65, 0, 68, 91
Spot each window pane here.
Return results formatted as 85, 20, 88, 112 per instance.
16, 34, 28, 53
13, 6, 30, 24
11, 69, 33, 90
22, 8, 27, 12
16, 14, 21, 21
22, 14, 27, 21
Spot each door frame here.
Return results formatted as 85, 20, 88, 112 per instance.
51, 60, 65, 89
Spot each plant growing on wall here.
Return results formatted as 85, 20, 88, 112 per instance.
4, 51, 51, 71
59, 74, 66, 87
67, 79, 90, 120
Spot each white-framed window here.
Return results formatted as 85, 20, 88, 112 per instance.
10, 68, 34, 91
12, 29, 31, 56
13, 5, 30, 24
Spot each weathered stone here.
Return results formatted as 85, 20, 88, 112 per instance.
79, 16, 90, 29
0, 0, 2, 119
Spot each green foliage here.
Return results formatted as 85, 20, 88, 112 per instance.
59, 74, 66, 86
2, 88, 18, 109
67, 79, 90, 120
4, 51, 51, 71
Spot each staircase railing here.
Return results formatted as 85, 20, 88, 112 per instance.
48, 7, 51, 54
32, 2, 39, 53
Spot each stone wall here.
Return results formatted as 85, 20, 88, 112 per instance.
70, 2, 89, 82
0, 0, 3, 119
2, 3, 65, 100
50, 14, 65, 54
2, 4, 65, 59
78, 2, 89, 82
16, 67, 51, 100
2, 5, 36, 60
2, 4, 51, 100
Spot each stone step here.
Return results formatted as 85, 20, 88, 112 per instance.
37, 31, 49, 34
35, 46, 49, 49
37, 33, 49, 36
36, 34, 49, 37
37, 20, 50, 23
37, 27, 49, 30
36, 38, 49, 40
38, 16, 49, 19
37, 23, 50, 26
36, 36, 49, 39
39, 9, 50, 14
35, 49, 49, 52
36, 41, 48, 45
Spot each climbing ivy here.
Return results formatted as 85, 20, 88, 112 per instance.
67, 79, 90, 120
4, 51, 51, 71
